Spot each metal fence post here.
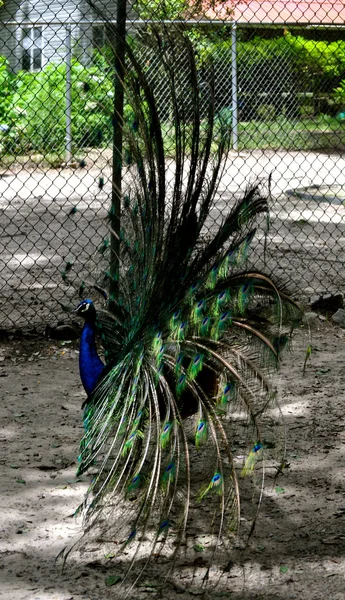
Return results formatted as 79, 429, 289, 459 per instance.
231, 22, 238, 151
65, 25, 72, 163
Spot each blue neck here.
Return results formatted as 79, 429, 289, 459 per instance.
79, 319, 105, 397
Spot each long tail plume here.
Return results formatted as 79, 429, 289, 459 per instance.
65, 22, 302, 585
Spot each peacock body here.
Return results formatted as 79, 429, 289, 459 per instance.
68, 25, 302, 583
76, 299, 105, 398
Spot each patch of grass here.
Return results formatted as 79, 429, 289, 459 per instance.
238, 115, 345, 151
1, 114, 345, 168
0, 151, 65, 169
155, 114, 345, 154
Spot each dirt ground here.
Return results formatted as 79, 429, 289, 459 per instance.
0, 315, 345, 600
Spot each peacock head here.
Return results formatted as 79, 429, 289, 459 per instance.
75, 298, 96, 321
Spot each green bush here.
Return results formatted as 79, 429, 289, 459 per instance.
8, 58, 114, 154
0, 57, 18, 153
0, 52, 116, 155
0, 56, 15, 122
190, 30, 345, 119
333, 79, 345, 106
284, 35, 345, 88
196, 32, 345, 93
1, 30, 345, 158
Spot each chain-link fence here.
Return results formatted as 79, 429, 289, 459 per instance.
1, 0, 345, 329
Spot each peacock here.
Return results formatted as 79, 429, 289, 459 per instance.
75, 299, 105, 399
67, 25, 302, 584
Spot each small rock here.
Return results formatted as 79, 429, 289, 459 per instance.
332, 309, 345, 327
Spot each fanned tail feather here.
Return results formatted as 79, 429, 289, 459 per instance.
66, 23, 302, 584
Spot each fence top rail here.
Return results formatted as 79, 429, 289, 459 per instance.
1, 18, 345, 29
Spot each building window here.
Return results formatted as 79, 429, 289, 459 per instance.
22, 27, 42, 71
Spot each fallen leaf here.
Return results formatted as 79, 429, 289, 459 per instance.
105, 575, 121, 586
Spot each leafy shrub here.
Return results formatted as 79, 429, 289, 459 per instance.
284, 35, 345, 90
0, 56, 15, 122
2, 30, 345, 157
196, 32, 345, 93
8, 59, 114, 154
191, 31, 345, 119
333, 79, 345, 104
0, 57, 19, 153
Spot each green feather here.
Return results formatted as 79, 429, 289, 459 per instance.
158, 520, 170, 535
176, 373, 187, 396
124, 529, 137, 546
238, 282, 253, 314
199, 316, 211, 337
189, 283, 199, 304
161, 462, 175, 485
122, 429, 143, 456
195, 419, 208, 448
127, 473, 142, 494
169, 310, 181, 335
177, 321, 187, 341
207, 265, 218, 290
241, 443, 263, 477
175, 352, 183, 376
188, 354, 204, 380
237, 233, 254, 263
192, 299, 205, 325
133, 409, 143, 428
152, 332, 163, 356
161, 421, 173, 449
198, 472, 222, 501
212, 310, 232, 341
213, 290, 230, 316
273, 335, 289, 354
218, 381, 235, 405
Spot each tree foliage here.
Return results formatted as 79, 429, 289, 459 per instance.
2, 30, 345, 157
133, 0, 236, 20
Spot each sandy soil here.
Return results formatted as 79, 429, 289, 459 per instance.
0, 316, 344, 600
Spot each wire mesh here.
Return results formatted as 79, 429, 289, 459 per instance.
1, 0, 345, 329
